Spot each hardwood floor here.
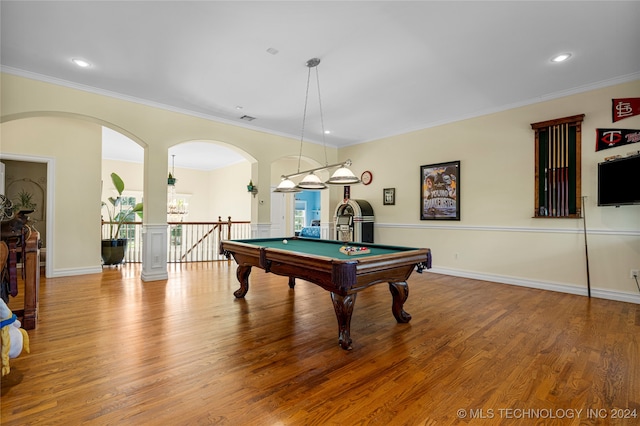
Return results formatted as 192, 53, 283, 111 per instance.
2, 262, 639, 425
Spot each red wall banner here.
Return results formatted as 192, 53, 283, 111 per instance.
612, 98, 640, 122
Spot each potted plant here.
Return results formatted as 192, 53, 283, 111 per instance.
167, 172, 176, 186
12, 189, 37, 213
101, 172, 143, 265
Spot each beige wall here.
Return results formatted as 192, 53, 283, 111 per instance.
0, 73, 336, 276
101, 158, 251, 222
339, 79, 640, 301
207, 161, 252, 222
0, 73, 337, 225
1, 116, 102, 274
1, 72, 638, 303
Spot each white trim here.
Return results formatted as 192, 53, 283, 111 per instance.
48, 266, 102, 278
141, 224, 168, 282
377, 222, 640, 237
6, 65, 638, 149
0, 153, 56, 278
345, 71, 640, 146
1, 66, 322, 146
429, 266, 640, 305
253, 223, 271, 238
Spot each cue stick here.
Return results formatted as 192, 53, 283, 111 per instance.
581, 196, 591, 298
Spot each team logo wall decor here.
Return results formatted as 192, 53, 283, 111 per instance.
612, 98, 640, 122
595, 128, 640, 151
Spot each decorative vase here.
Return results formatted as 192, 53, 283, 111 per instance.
101, 239, 128, 266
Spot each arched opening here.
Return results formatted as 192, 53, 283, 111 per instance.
1, 113, 146, 277
103, 132, 258, 263
164, 140, 256, 262
167, 140, 253, 223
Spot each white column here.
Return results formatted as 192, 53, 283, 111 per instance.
141, 224, 168, 281
253, 223, 271, 238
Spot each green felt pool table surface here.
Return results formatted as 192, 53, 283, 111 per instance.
231, 237, 418, 260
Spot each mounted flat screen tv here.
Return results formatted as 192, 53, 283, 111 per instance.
597, 155, 640, 206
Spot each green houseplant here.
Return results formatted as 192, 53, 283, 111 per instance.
101, 172, 143, 265
12, 189, 37, 213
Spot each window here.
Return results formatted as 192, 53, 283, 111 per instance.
531, 114, 584, 218
170, 224, 182, 246
294, 200, 307, 232
118, 196, 140, 239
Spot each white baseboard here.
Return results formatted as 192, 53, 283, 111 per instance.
48, 266, 103, 278
429, 267, 640, 305
141, 270, 169, 282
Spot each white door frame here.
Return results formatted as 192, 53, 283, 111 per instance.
0, 153, 55, 278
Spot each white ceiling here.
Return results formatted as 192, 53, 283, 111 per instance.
2, 1, 640, 170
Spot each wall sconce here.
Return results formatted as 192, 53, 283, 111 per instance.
247, 181, 258, 197
168, 155, 177, 186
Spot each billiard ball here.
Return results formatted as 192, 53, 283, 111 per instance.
283, 239, 288, 244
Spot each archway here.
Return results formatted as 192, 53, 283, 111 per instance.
1, 112, 147, 278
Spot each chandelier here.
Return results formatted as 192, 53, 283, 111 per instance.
274, 58, 360, 193
167, 154, 189, 219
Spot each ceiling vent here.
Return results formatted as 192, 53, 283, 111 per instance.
240, 115, 256, 121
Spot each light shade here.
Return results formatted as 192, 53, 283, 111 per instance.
551, 53, 571, 62
327, 166, 360, 185
273, 178, 301, 193
296, 173, 327, 190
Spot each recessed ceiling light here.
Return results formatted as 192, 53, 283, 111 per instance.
72, 58, 91, 68
324, 130, 331, 134
551, 53, 572, 63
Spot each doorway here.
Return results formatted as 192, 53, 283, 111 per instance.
0, 156, 52, 275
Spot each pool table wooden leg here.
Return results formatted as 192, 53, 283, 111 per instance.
388, 281, 412, 323
233, 265, 251, 298
330, 292, 357, 350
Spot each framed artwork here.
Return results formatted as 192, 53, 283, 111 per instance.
383, 188, 395, 205
420, 161, 460, 220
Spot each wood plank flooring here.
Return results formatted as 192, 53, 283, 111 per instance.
2, 262, 639, 425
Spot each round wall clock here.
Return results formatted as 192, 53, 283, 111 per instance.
361, 170, 373, 185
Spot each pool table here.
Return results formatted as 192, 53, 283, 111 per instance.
221, 237, 431, 349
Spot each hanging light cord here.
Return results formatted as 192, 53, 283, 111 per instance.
314, 63, 329, 167
274, 57, 360, 191
297, 63, 313, 174
297, 58, 329, 172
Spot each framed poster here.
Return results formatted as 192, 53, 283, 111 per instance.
383, 188, 395, 205
420, 161, 460, 220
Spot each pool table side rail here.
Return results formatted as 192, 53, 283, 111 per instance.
221, 241, 356, 292
231, 236, 424, 252
221, 240, 430, 294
